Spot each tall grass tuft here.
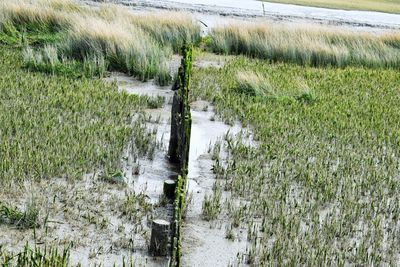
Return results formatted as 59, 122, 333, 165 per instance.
129, 12, 201, 52
96, 6, 201, 52
235, 69, 317, 103
0, 0, 76, 32
236, 71, 271, 97
23, 45, 59, 74
60, 16, 172, 82
210, 23, 400, 68
1, 0, 201, 84
83, 53, 108, 78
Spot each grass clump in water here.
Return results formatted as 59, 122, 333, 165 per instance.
120, 191, 152, 222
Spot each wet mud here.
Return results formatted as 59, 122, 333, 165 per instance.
107, 65, 250, 266
81, 0, 400, 32
0, 50, 250, 266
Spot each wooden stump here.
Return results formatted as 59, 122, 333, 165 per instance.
163, 179, 176, 199
149, 219, 170, 256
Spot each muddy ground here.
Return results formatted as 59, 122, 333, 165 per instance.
81, 0, 400, 32
0, 52, 247, 266
2, 1, 399, 266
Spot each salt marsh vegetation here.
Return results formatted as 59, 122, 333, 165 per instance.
1, 0, 201, 84
192, 56, 400, 265
1, 0, 400, 265
0, 45, 172, 265
0, 47, 151, 182
209, 23, 400, 68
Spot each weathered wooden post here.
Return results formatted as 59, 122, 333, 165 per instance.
169, 45, 193, 267
163, 179, 176, 199
149, 219, 170, 256
168, 78, 181, 164
168, 45, 193, 171
150, 45, 192, 264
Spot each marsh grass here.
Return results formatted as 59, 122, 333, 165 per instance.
120, 191, 152, 222
96, 6, 201, 52
0, 47, 152, 182
24, 45, 109, 78
202, 182, 222, 221
0, 31, 164, 265
0, 21, 63, 46
0, 200, 39, 229
209, 23, 400, 68
60, 16, 172, 83
236, 71, 271, 97
236, 70, 318, 104
0, 243, 70, 267
192, 57, 400, 265
145, 96, 165, 109
83, 53, 108, 78
0, 0, 201, 83
23, 45, 84, 78
128, 12, 201, 52
131, 116, 158, 159
0, 0, 74, 32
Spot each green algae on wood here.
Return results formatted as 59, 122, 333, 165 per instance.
169, 45, 193, 267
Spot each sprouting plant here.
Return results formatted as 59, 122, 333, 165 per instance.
0, 199, 39, 229
211, 140, 222, 160
202, 182, 222, 221
211, 159, 225, 179
120, 191, 152, 222
225, 224, 235, 240
145, 96, 165, 109
100, 171, 125, 184
0, 243, 71, 267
